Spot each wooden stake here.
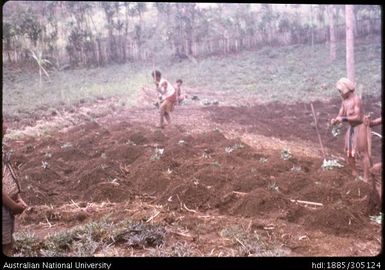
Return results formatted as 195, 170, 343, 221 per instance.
290, 199, 323, 207
310, 103, 326, 159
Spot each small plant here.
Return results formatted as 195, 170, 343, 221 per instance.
259, 157, 268, 163
369, 212, 382, 225
321, 159, 344, 170
211, 161, 221, 167
150, 148, 164, 161
201, 99, 211, 106
202, 149, 211, 159
225, 143, 244, 154
280, 148, 293, 160
61, 142, 73, 149
331, 123, 342, 137
30, 49, 52, 85
267, 182, 279, 192
41, 161, 49, 169
202, 152, 210, 159
291, 165, 301, 172
233, 143, 244, 149
212, 100, 219, 105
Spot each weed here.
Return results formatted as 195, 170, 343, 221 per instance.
120, 222, 166, 249
321, 159, 344, 170
280, 148, 293, 160
13, 231, 41, 257
291, 165, 302, 172
150, 148, 164, 161
369, 212, 382, 225
41, 161, 49, 169
331, 123, 343, 137
259, 157, 268, 163
267, 182, 280, 192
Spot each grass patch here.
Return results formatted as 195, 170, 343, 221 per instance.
219, 225, 288, 256
3, 37, 381, 118
13, 216, 166, 257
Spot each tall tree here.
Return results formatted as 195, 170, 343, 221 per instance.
101, 2, 116, 63
328, 5, 336, 62
345, 5, 355, 83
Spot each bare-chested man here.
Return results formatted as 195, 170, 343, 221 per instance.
331, 77, 372, 183
151, 70, 177, 128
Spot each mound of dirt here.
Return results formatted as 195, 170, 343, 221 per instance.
206, 96, 382, 163
304, 206, 368, 236
7, 115, 379, 240
227, 188, 289, 217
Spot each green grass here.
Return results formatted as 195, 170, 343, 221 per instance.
13, 216, 168, 257
3, 37, 381, 117
166, 39, 381, 103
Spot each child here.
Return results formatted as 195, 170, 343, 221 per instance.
2, 121, 28, 256
151, 70, 177, 128
174, 79, 185, 105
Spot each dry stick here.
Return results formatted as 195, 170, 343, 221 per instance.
289, 199, 323, 207
232, 191, 248, 196
371, 131, 382, 138
45, 216, 52, 228
146, 210, 160, 223
70, 199, 81, 209
183, 203, 197, 213
310, 103, 326, 159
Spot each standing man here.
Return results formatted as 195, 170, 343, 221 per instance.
2, 121, 28, 256
151, 70, 177, 129
330, 77, 372, 183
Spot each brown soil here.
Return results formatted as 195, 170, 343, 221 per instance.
5, 91, 382, 256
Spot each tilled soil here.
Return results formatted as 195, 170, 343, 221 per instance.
5, 90, 382, 256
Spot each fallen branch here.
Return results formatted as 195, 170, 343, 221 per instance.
232, 191, 248, 196
70, 199, 81, 209
289, 199, 323, 207
351, 195, 368, 202
183, 203, 197, 213
45, 216, 52, 228
146, 211, 160, 223
234, 237, 247, 249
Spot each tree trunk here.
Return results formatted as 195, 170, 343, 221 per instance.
345, 5, 355, 83
328, 5, 336, 62
353, 9, 358, 37
310, 4, 314, 49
